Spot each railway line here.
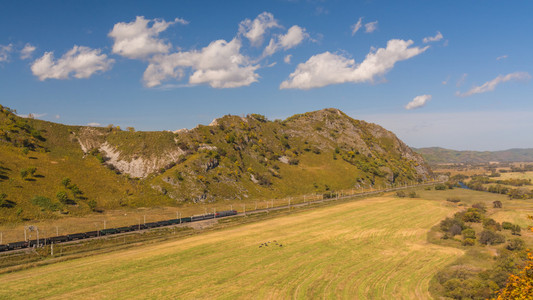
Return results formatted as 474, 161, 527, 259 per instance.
0, 182, 440, 254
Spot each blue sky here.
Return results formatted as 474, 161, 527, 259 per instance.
0, 0, 532, 151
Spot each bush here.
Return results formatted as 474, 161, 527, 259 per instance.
493, 200, 502, 208
472, 202, 487, 213
31, 195, 59, 211
396, 191, 406, 198
502, 222, 514, 230
435, 184, 447, 190
506, 238, 525, 251
483, 218, 502, 231
56, 191, 68, 204
408, 191, 419, 198
462, 238, 476, 246
462, 208, 483, 223
440, 217, 465, 233
447, 197, 461, 203
462, 228, 476, 240
479, 230, 506, 245
511, 225, 521, 236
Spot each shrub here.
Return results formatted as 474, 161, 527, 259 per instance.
56, 191, 68, 204
440, 217, 465, 233
479, 230, 506, 245
483, 218, 502, 231
502, 222, 514, 230
493, 200, 502, 208
462, 238, 476, 246
462, 208, 483, 223
447, 198, 461, 203
396, 191, 406, 198
31, 195, 59, 211
408, 191, 419, 198
449, 224, 462, 236
88, 199, 97, 211
472, 202, 487, 213
462, 228, 476, 240
511, 225, 521, 236
435, 184, 447, 190
61, 177, 71, 187
506, 238, 525, 251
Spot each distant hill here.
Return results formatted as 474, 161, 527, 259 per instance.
414, 147, 533, 164
0, 104, 431, 223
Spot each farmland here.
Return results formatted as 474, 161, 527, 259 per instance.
0, 193, 464, 299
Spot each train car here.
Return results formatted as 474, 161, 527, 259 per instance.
8, 241, 28, 250
116, 227, 132, 233
156, 220, 171, 227
215, 210, 238, 218
50, 235, 69, 243
129, 224, 145, 231
68, 233, 87, 241
144, 222, 160, 229
28, 239, 46, 247
99, 228, 118, 236
85, 231, 99, 238
180, 217, 192, 223
0, 244, 8, 252
168, 219, 180, 225
191, 214, 215, 222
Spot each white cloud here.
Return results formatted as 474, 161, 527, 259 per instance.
55, 114, 60, 119
284, 54, 292, 64
143, 38, 259, 88
263, 25, 308, 57
20, 43, 36, 60
0, 43, 13, 62
17, 113, 47, 119
31, 45, 114, 80
405, 94, 431, 110
496, 55, 508, 61
87, 122, 101, 127
280, 39, 428, 89
239, 12, 280, 46
351, 17, 363, 36
442, 76, 450, 85
422, 31, 443, 43
457, 72, 531, 97
109, 16, 187, 59
365, 21, 378, 33
456, 73, 467, 87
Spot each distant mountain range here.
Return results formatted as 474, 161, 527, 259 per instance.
413, 147, 533, 164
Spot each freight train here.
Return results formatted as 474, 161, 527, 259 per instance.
0, 210, 238, 252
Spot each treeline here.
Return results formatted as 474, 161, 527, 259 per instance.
462, 176, 533, 199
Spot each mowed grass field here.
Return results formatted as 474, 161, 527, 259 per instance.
0, 195, 463, 299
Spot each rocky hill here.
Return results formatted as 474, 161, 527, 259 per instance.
414, 147, 533, 164
0, 104, 431, 223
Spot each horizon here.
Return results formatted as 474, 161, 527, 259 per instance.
1, 1, 532, 151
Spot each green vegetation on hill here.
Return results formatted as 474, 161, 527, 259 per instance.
414, 147, 533, 164
0, 104, 431, 223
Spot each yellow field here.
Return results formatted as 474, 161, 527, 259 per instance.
0, 195, 462, 299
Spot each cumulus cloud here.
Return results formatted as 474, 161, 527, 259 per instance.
239, 12, 281, 46
109, 16, 187, 59
496, 55, 508, 61
20, 43, 36, 60
31, 45, 114, 80
457, 72, 531, 97
0, 43, 13, 62
351, 17, 363, 36
17, 112, 47, 119
284, 54, 292, 64
423, 31, 443, 43
365, 21, 378, 33
405, 94, 431, 110
280, 39, 428, 89
263, 25, 308, 57
143, 38, 259, 88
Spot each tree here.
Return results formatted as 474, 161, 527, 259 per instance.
56, 191, 68, 204
20, 168, 29, 180
494, 253, 533, 298
493, 201, 503, 208
0, 193, 7, 206
61, 177, 71, 187
88, 199, 97, 211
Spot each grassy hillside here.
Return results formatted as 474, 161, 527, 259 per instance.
415, 147, 533, 164
0, 104, 431, 224
0, 194, 462, 299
